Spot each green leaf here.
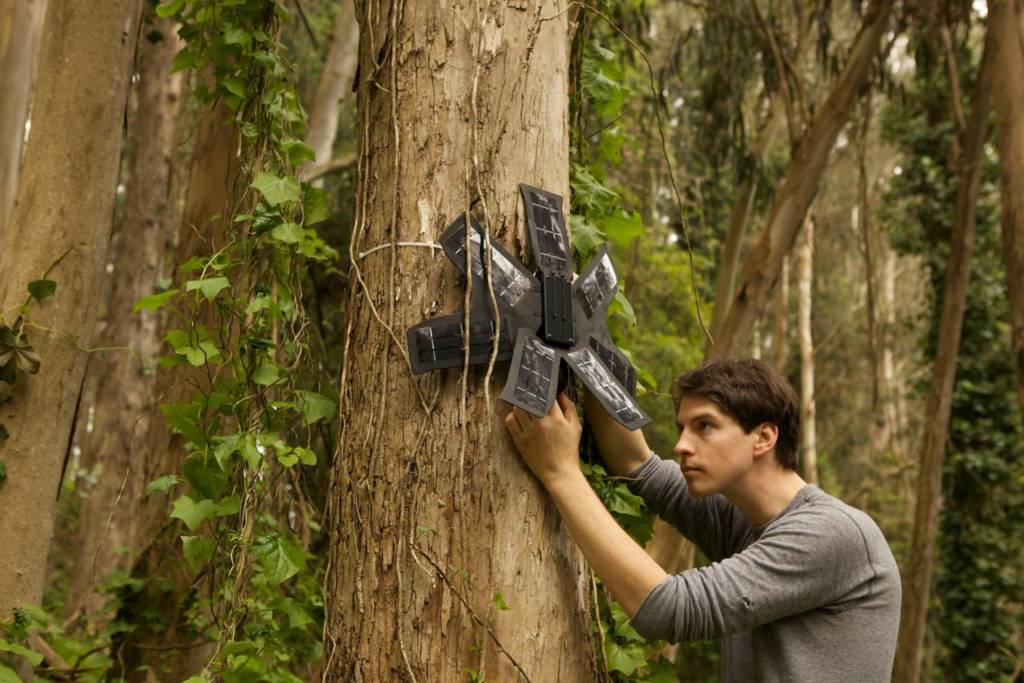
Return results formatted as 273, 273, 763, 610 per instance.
492, 592, 511, 611
161, 402, 208, 447
598, 210, 644, 248
145, 474, 181, 496
302, 185, 329, 225
253, 364, 281, 386
0, 664, 23, 683
155, 0, 185, 17
170, 495, 240, 531
185, 340, 220, 366
294, 447, 316, 466
605, 641, 647, 676
186, 276, 230, 301
177, 256, 204, 276
258, 537, 306, 583
240, 433, 262, 469
275, 447, 298, 467
27, 279, 56, 302
270, 222, 304, 244
277, 597, 314, 629
222, 76, 247, 99
133, 288, 179, 312
181, 535, 216, 573
0, 638, 42, 666
252, 172, 300, 207
609, 289, 637, 327
182, 455, 229, 499
295, 390, 336, 424
281, 138, 315, 165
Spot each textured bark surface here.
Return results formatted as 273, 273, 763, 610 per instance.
305, 0, 358, 182
797, 216, 816, 484
324, 2, 597, 681
990, 0, 1024, 410
892, 32, 994, 683
707, 0, 894, 359
63, 19, 186, 620
0, 0, 143, 620
0, 0, 46, 234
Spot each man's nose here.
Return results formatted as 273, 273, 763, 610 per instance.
674, 433, 694, 460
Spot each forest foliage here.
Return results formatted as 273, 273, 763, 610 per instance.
0, 0, 1022, 681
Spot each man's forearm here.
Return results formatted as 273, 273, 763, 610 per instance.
583, 391, 653, 476
546, 469, 666, 616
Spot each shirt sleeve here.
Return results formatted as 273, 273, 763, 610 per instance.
628, 505, 874, 643
626, 454, 746, 561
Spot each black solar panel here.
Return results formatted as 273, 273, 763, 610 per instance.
566, 346, 650, 430
501, 329, 560, 417
589, 337, 637, 396
520, 184, 571, 278
575, 248, 618, 319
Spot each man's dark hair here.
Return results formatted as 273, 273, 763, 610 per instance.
670, 358, 801, 470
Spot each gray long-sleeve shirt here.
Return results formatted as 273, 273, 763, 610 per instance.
627, 455, 901, 683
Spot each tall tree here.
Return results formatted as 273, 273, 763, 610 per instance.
797, 215, 817, 484
707, 0, 894, 359
0, 0, 143, 619
989, 0, 1024, 410
304, 0, 358, 185
893, 27, 995, 683
324, 2, 597, 680
63, 17, 187, 620
0, 0, 46, 233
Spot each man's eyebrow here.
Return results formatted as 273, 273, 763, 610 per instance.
678, 411, 719, 429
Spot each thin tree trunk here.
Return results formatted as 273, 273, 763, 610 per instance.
0, 0, 46, 234
0, 0, 143, 619
773, 256, 790, 371
892, 30, 995, 683
707, 0, 894, 359
62, 18, 186, 621
324, 2, 597, 680
990, 0, 1024, 411
797, 215, 817, 484
305, 0, 358, 185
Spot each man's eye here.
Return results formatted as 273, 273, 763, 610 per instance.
698, 421, 712, 432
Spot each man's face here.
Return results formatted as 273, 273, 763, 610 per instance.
672, 395, 757, 498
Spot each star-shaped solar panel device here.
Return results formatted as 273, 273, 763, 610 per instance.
406, 184, 652, 431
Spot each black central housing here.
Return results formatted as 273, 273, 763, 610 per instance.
541, 274, 575, 347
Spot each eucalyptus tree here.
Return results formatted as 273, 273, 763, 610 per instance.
323, 1, 599, 680
989, 0, 1024, 410
0, 0, 144, 618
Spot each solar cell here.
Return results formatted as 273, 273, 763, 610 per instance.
566, 346, 650, 430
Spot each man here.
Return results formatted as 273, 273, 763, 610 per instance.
504, 357, 901, 682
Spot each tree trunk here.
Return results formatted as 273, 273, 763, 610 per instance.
797, 215, 817, 484
0, 0, 46, 234
304, 0, 358, 185
990, 0, 1024, 411
772, 256, 790, 371
892, 30, 995, 683
707, 0, 894, 359
0, 0, 143, 619
111, 100, 239, 681
62, 18, 186, 621
324, 3, 597, 681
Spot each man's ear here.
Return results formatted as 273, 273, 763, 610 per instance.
751, 423, 779, 460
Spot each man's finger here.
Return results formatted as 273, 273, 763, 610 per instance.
556, 393, 577, 422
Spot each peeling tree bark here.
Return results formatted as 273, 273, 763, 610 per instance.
324, 2, 598, 681
0, 0, 46, 235
62, 18, 187, 621
0, 0, 143, 619
892, 29, 995, 683
990, 0, 1024, 411
707, 0, 894, 360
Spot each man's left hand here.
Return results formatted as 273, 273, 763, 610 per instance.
504, 393, 582, 488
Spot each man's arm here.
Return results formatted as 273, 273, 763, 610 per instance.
582, 389, 652, 476
505, 395, 666, 615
